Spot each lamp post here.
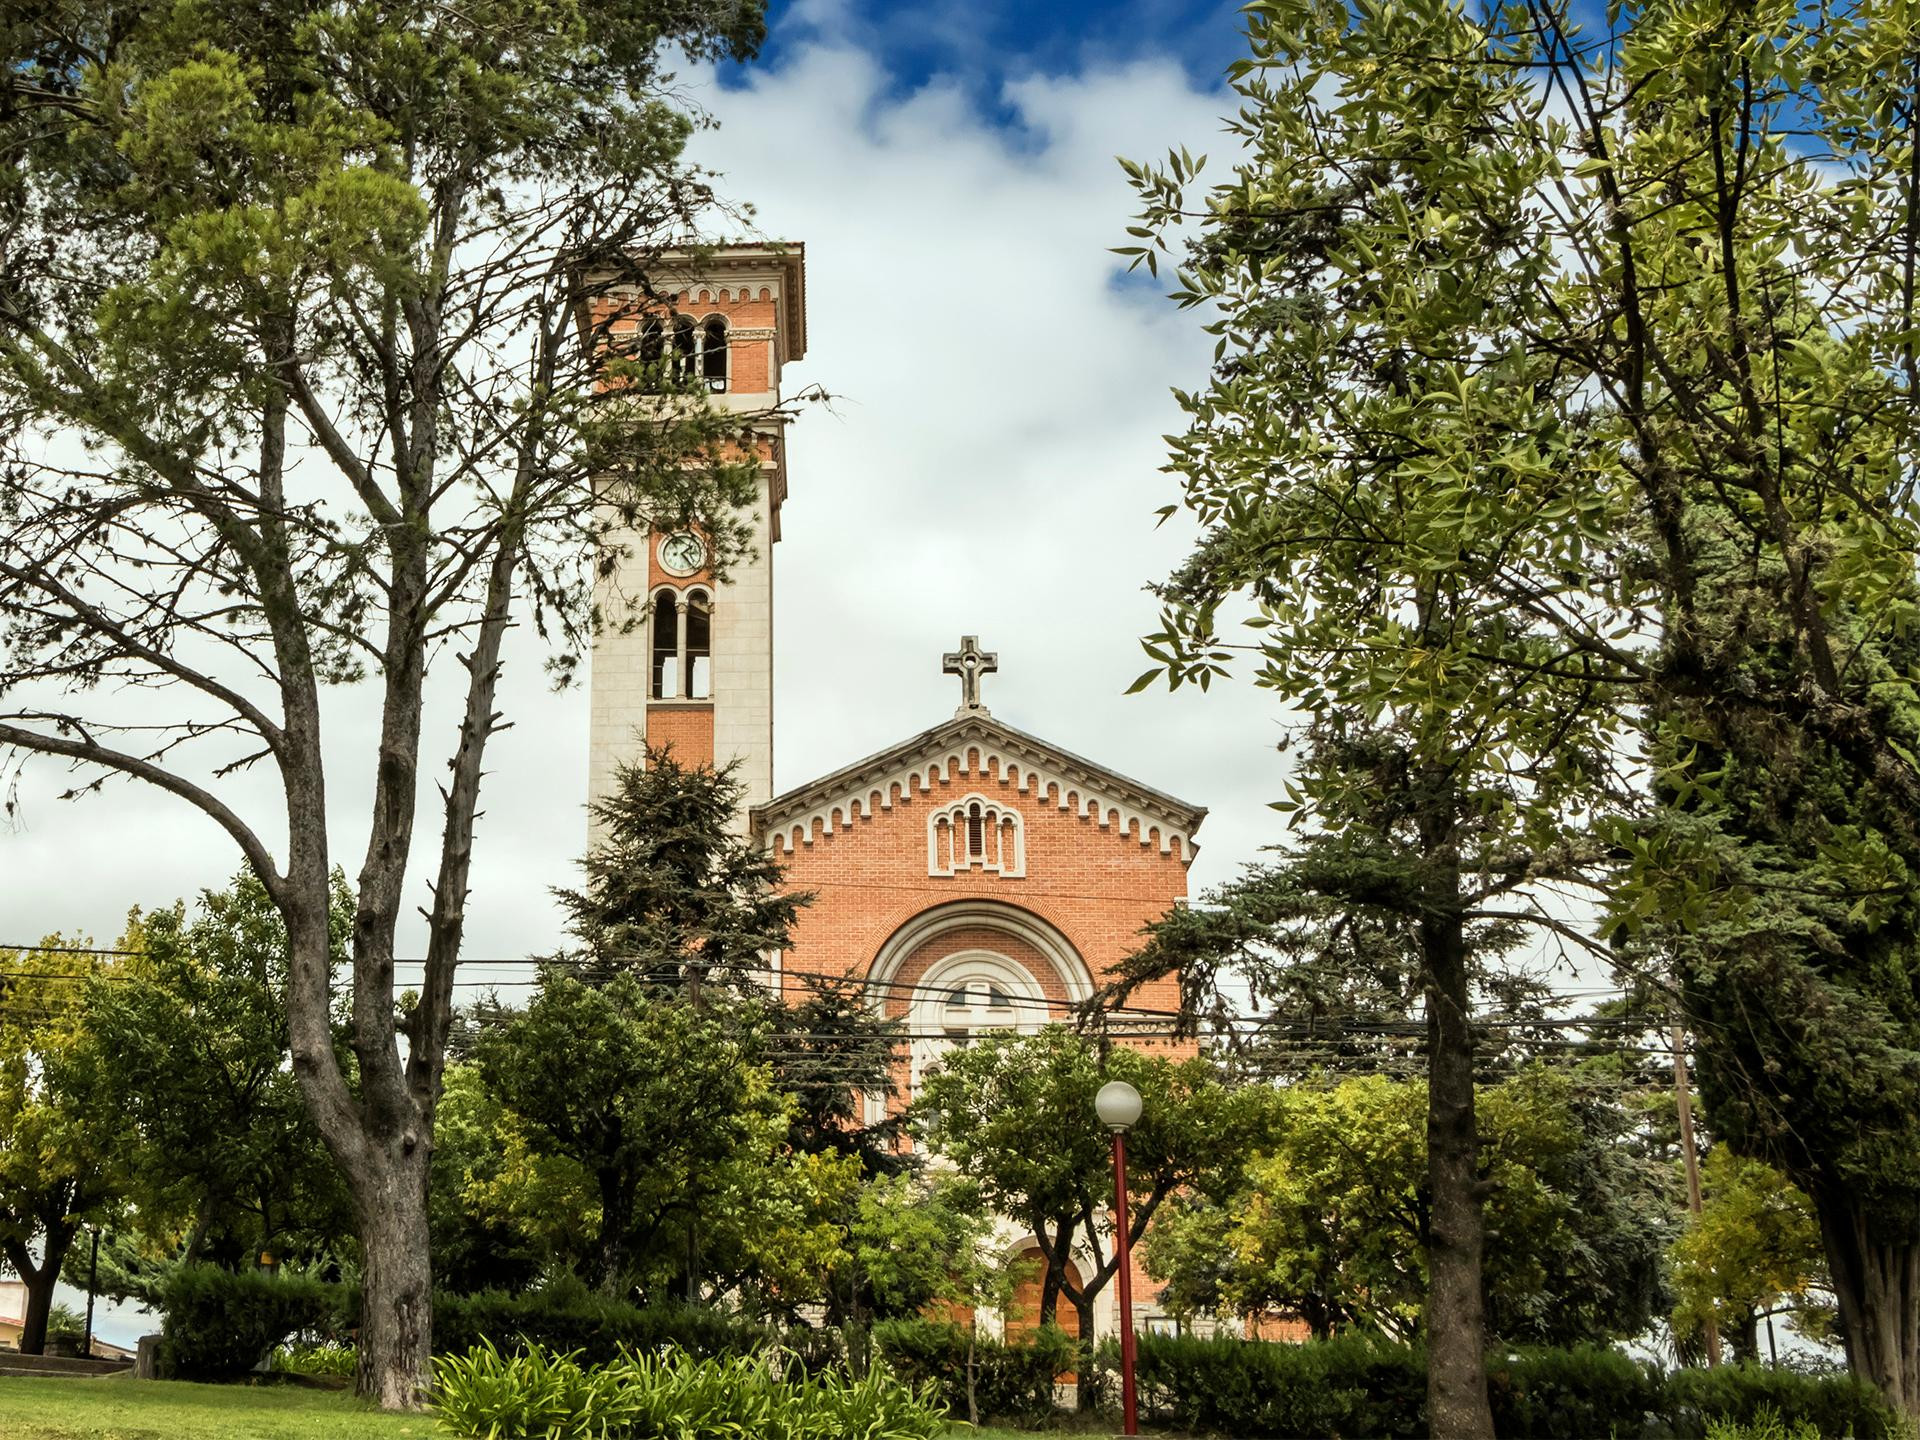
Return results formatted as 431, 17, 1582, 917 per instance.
1096, 1079, 1143, 1437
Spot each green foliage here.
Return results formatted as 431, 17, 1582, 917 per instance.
559, 749, 806, 993
475, 973, 859, 1307
83, 872, 355, 1270
848, 1173, 1009, 1322
432, 1284, 771, 1369
1145, 1070, 1672, 1345
156, 1263, 347, 1381
1132, 1334, 1897, 1439
0, 940, 130, 1351
869, 1319, 1071, 1425
1120, 0, 1920, 1405
1671, 1151, 1825, 1360
43, 1303, 85, 1344
269, 1342, 357, 1379
1702, 1407, 1821, 1440
916, 1025, 1259, 1405
429, 1341, 948, 1440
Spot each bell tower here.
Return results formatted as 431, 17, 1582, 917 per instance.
584, 243, 807, 824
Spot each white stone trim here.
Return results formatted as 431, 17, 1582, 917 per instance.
927, 792, 1025, 878
866, 899, 1095, 1013
907, 948, 1045, 1092
766, 735, 1195, 861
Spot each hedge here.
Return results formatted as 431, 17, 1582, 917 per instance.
870, 1318, 1074, 1424
156, 1264, 350, 1381
1133, 1332, 1898, 1439
433, 1287, 772, 1368
154, 1267, 775, 1380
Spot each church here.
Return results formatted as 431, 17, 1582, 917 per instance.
585, 242, 1206, 1345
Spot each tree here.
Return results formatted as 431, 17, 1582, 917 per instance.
850, 1172, 1028, 1427
1671, 1148, 1826, 1364
475, 971, 859, 1306
0, 941, 125, 1354
1145, 1070, 1672, 1346
559, 749, 806, 994
916, 1027, 1256, 1409
0, 0, 768, 1406
1120, 0, 1920, 1417
763, 977, 906, 1176
82, 872, 354, 1271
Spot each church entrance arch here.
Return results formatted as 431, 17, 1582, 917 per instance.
865, 901, 1095, 1096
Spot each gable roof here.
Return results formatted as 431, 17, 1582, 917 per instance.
750, 712, 1207, 861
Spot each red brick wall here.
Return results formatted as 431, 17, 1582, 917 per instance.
645, 705, 714, 767
774, 749, 1191, 1021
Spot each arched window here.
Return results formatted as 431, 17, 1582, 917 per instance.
909, 952, 1041, 1093
650, 591, 680, 700
639, 317, 664, 365
701, 317, 728, 390
672, 315, 696, 379
650, 587, 713, 701
929, 795, 1025, 877
684, 588, 712, 700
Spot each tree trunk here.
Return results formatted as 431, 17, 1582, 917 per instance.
1073, 1293, 1097, 1413
595, 1168, 633, 1296
351, 1145, 434, 1410
5, 1224, 77, 1357
1815, 1184, 1920, 1416
18, 1268, 53, 1357
1422, 905, 1495, 1440
1732, 1310, 1761, 1366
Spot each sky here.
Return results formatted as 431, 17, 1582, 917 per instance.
3, 0, 1296, 985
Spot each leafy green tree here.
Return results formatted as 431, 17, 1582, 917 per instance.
916, 1027, 1257, 1409
1145, 1071, 1672, 1346
762, 977, 906, 1175
0, 941, 126, 1354
850, 1172, 1030, 1427
425, 1064, 557, 1296
475, 973, 858, 1307
82, 873, 354, 1272
0, 0, 767, 1406
559, 749, 806, 995
1672, 1149, 1826, 1364
1120, 0, 1920, 1416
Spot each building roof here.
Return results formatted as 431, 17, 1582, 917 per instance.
750, 710, 1207, 861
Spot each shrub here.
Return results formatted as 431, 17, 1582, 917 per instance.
1704, 1407, 1823, 1440
433, 1285, 770, 1367
156, 1264, 348, 1381
870, 1317, 1072, 1423
1134, 1330, 1425, 1439
1130, 1332, 1899, 1439
430, 1341, 947, 1440
1665, 1363, 1897, 1439
1487, 1344, 1665, 1437
269, 1341, 357, 1379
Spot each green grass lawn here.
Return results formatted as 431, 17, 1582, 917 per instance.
0, 1373, 1058, 1439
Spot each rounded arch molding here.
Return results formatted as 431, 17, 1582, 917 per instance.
865, 899, 1095, 1011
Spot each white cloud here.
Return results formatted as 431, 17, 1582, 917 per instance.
1, 29, 1291, 965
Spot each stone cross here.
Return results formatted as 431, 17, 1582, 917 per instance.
943, 636, 998, 716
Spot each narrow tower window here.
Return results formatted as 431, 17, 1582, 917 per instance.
702, 317, 728, 389
685, 589, 712, 700
967, 803, 985, 859
672, 316, 696, 378
650, 591, 680, 699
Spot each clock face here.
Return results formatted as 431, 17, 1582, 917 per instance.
659, 531, 707, 576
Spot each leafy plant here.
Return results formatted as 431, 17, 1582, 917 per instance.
429, 1341, 947, 1440
270, 1342, 356, 1379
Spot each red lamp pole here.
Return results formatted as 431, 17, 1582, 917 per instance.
1111, 1127, 1139, 1437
